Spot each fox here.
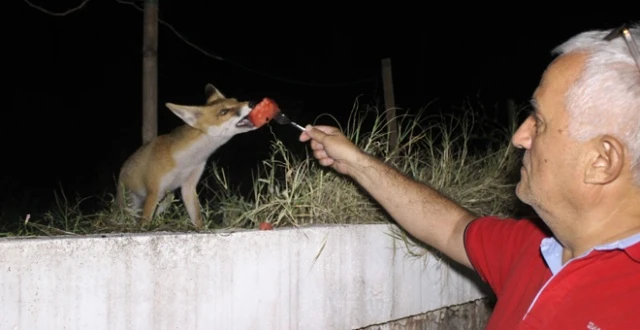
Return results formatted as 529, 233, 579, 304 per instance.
115, 83, 259, 229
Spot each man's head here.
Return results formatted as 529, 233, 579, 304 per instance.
512, 23, 640, 216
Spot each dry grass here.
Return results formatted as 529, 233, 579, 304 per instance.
1, 98, 527, 257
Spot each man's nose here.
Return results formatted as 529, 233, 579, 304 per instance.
511, 116, 534, 149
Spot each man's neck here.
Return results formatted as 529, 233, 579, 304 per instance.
561, 226, 640, 264
557, 193, 640, 264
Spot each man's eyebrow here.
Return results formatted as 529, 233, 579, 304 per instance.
530, 98, 539, 110
529, 99, 543, 117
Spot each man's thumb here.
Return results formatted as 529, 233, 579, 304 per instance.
304, 125, 326, 141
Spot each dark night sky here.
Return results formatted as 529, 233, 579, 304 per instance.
4, 1, 637, 224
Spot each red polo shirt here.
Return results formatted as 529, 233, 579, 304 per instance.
464, 216, 640, 329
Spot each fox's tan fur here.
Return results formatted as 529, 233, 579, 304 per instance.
115, 83, 258, 228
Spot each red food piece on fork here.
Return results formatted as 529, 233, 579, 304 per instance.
248, 97, 281, 128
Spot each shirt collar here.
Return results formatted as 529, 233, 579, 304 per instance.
540, 231, 640, 275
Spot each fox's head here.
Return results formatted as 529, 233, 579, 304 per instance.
165, 83, 258, 137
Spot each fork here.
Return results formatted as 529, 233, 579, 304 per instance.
272, 112, 306, 131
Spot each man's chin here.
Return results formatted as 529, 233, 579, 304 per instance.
515, 183, 531, 205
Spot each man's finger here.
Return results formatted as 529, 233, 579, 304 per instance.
303, 125, 328, 142
299, 125, 318, 142
314, 149, 328, 160
310, 141, 324, 151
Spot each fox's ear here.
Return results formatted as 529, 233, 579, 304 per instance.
166, 103, 203, 128
204, 83, 225, 101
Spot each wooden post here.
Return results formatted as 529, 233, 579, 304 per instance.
142, 0, 158, 144
381, 58, 398, 151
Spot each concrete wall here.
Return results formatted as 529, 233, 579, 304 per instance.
0, 224, 488, 330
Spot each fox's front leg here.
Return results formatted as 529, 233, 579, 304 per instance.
181, 163, 206, 229
140, 190, 160, 227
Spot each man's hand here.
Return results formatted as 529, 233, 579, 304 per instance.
299, 125, 366, 177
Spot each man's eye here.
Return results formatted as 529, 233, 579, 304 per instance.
533, 117, 544, 133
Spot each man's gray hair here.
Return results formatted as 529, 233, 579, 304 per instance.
551, 23, 640, 185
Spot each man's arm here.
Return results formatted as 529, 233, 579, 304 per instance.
351, 154, 476, 268
300, 125, 476, 269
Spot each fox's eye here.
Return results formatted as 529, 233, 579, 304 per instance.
219, 108, 230, 116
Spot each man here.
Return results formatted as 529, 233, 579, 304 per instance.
299, 23, 640, 329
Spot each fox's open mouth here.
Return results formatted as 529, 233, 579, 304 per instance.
235, 116, 254, 128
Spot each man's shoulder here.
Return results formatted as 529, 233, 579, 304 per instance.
464, 214, 551, 260
466, 215, 550, 241
462, 214, 551, 296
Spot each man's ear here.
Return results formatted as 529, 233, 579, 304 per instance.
584, 135, 624, 184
